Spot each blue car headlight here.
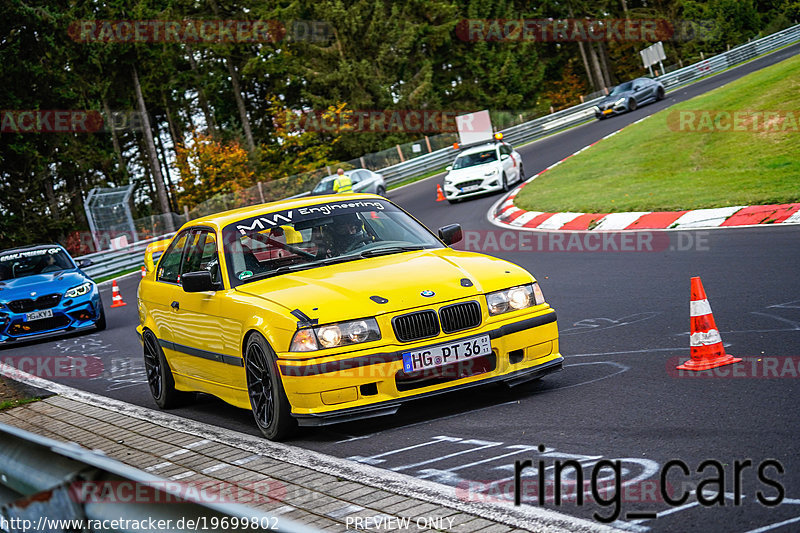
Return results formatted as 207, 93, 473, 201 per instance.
65, 282, 93, 299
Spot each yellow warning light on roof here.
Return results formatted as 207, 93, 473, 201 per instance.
494, 132, 504, 141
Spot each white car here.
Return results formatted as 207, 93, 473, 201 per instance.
442, 139, 524, 203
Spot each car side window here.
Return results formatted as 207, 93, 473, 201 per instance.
157, 232, 189, 283
182, 230, 221, 285
350, 171, 362, 184
499, 145, 511, 156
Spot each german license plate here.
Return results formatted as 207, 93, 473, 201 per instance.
402, 334, 491, 373
25, 309, 53, 321
461, 185, 481, 193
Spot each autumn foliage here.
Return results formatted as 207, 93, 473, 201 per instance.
174, 131, 256, 209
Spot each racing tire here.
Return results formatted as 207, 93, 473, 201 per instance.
94, 302, 106, 331
656, 87, 665, 101
518, 164, 525, 183
376, 185, 386, 197
143, 329, 191, 409
501, 172, 510, 192
628, 98, 638, 111
245, 332, 296, 441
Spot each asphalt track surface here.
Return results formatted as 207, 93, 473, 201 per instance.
3, 44, 799, 532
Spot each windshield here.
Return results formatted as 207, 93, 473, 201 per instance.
610, 81, 634, 96
0, 247, 74, 280
312, 178, 335, 194
453, 149, 498, 169
222, 199, 443, 287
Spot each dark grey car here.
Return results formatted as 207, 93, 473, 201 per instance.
594, 77, 665, 119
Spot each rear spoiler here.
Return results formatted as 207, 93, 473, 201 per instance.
143, 238, 172, 274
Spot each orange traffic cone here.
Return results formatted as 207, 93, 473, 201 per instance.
436, 184, 446, 202
110, 280, 127, 308
676, 277, 741, 371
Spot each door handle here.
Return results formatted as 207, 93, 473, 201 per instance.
171, 301, 180, 310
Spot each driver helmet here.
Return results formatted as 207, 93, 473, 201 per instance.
331, 213, 367, 250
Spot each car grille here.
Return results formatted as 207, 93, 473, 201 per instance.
8, 294, 62, 313
8, 315, 70, 335
392, 310, 439, 342
458, 179, 484, 189
439, 301, 481, 334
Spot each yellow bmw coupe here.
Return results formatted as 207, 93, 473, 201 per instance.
137, 194, 562, 440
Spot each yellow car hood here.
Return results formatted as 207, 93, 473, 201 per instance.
234, 249, 533, 323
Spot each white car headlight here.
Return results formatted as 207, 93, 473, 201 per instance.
290, 317, 381, 351
486, 284, 545, 316
65, 282, 93, 299
484, 168, 499, 176
615, 98, 626, 106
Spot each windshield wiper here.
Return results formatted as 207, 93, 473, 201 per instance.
247, 263, 317, 281
359, 245, 427, 258
318, 255, 363, 266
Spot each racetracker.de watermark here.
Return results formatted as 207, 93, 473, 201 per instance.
668, 356, 800, 378
0, 356, 104, 379
456, 478, 688, 505
283, 109, 474, 134
68, 480, 286, 504
667, 110, 800, 133
0, 111, 104, 133
1, 110, 170, 134
455, 19, 714, 42
454, 230, 710, 253
67, 20, 331, 43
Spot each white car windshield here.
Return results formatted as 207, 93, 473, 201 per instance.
453, 149, 498, 169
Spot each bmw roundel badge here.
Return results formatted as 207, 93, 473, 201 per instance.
421, 290, 435, 297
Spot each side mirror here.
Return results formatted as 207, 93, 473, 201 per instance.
182, 270, 217, 292
438, 224, 463, 246
446, 165, 453, 171
77, 259, 93, 268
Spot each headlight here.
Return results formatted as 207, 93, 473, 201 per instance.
486, 284, 545, 316
65, 282, 93, 299
484, 168, 498, 176
615, 98, 626, 106
289, 317, 381, 352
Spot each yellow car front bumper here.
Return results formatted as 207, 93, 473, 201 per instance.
277, 308, 562, 426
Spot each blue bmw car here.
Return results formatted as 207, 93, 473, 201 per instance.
0, 244, 104, 344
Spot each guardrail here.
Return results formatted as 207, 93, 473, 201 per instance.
377, 97, 603, 185
0, 422, 318, 532
78, 233, 174, 280
655, 23, 800, 91
379, 23, 800, 187
72, 23, 800, 276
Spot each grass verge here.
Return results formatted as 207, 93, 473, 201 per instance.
0, 396, 40, 411
0, 377, 41, 411
515, 54, 800, 213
